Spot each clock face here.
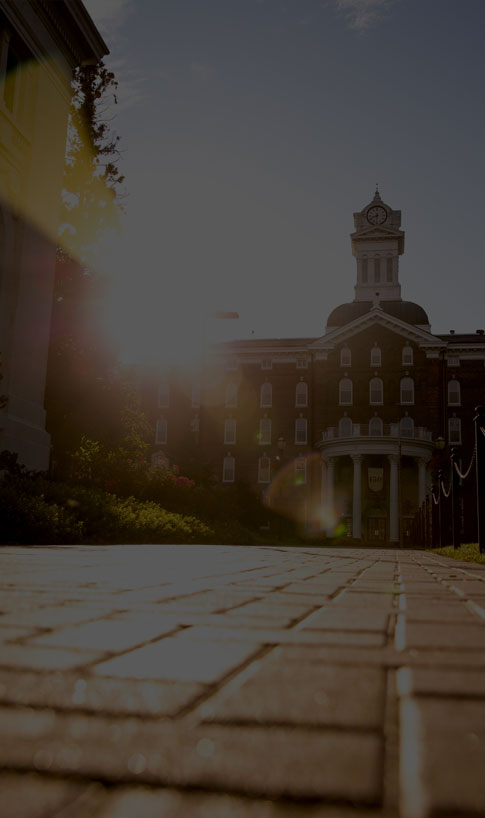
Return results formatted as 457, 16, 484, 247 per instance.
367, 206, 387, 225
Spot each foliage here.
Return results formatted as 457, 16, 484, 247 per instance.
428, 543, 485, 564
0, 476, 213, 545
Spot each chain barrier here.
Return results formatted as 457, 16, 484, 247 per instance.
480, 425, 485, 439
453, 444, 477, 481
431, 487, 440, 505
440, 474, 452, 499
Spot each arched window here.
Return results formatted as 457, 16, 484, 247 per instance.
402, 346, 413, 366
340, 347, 351, 367
295, 381, 308, 407
338, 417, 353, 437
448, 379, 461, 405
370, 347, 381, 367
400, 417, 414, 438
339, 378, 353, 405
260, 382, 272, 408
225, 383, 238, 408
400, 377, 414, 404
369, 417, 383, 436
369, 377, 383, 405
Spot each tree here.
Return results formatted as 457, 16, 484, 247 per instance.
46, 62, 127, 475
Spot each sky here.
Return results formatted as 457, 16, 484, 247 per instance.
81, 0, 485, 366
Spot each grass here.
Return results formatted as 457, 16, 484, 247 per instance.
427, 542, 485, 564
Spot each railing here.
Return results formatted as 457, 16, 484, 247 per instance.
321, 424, 433, 442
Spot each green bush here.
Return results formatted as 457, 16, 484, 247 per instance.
0, 476, 213, 545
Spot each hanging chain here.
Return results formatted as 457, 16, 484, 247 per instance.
453, 444, 477, 481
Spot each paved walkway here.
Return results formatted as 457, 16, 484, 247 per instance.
0, 545, 485, 818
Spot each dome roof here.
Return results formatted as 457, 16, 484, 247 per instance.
326, 300, 430, 329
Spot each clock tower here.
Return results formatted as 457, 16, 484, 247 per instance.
351, 189, 405, 303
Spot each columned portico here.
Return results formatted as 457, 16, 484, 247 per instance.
317, 430, 432, 542
388, 454, 399, 542
418, 457, 427, 506
351, 454, 362, 540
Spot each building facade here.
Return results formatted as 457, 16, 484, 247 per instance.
0, 0, 107, 470
150, 191, 484, 543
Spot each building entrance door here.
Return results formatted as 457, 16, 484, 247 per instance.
367, 518, 386, 542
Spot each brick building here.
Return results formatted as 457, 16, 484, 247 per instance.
149, 191, 484, 543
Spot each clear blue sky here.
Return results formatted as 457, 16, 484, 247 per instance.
83, 0, 485, 365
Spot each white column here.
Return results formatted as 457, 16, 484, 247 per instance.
418, 458, 427, 507
324, 456, 335, 536
351, 454, 362, 540
388, 454, 399, 542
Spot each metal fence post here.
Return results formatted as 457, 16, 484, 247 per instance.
475, 406, 485, 555
450, 447, 460, 550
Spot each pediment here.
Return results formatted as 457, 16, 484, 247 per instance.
351, 225, 403, 240
310, 306, 445, 353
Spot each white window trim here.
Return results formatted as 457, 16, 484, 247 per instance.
448, 417, 462, 445
222, 456, 235, 482
400, 417, 414, 438
369, 377, 383, 405
402, 346, 414, 366
224, 418, 237, 445
400, 377, 414, 405
261, 358, 272, 370
295, 382, 308, 407
339, 378, 353, 406
369, 417, 383, 436
296, 356, 308, 369
340, 348, 351, 367
370, 348, 381, 367
295, 417, 307, 445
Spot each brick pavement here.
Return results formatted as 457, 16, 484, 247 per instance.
0, 544, 484, 817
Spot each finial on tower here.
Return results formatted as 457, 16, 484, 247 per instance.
373, 184, 381, 201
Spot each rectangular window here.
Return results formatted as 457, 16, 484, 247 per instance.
224, 418, 237, 444
258, 456, 271, 483
448, 418, 461, 444
259, 418, 272, 445
295, 418, 307, 444
294, 457, 307, 484
261, 358, 272, 370
296, 356, 308, 369
222, 456, 235, 482
158, 383, 170, 408
156, 417, 167, 444
447, 356, 460, 367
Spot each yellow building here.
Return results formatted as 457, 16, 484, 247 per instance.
0, 0, 107, 469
